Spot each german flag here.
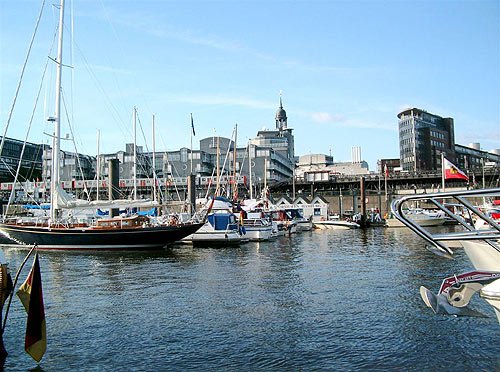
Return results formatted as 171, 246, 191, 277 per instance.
17, 252, 46, 363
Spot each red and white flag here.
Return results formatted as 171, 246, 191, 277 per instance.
443, 158, 468, 181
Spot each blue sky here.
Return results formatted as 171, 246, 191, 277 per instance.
1, 0, 499, 170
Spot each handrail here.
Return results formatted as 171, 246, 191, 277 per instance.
390, 188, 500, 258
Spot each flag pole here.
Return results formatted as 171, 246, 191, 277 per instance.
190, 113, 193, 175
1, 244, 37, 335
441, 152, 445, 192
384, 164, 388, 201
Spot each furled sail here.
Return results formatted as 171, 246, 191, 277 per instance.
53, 184, 158, 210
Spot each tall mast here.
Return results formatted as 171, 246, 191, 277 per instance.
96, 129, 100, 201
264, 156, 267, 196
248, 143, 253, 199
152, 114, 157, 203
216, 136, 220, 195
190, 113, 193, 175
50, 0, 65, 221
232, 123, 237, 200
133, 107, 137, 200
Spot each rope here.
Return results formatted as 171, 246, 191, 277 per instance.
6, 51, 52, 216
0, 0, 46, 158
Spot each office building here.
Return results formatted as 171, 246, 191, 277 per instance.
397, 108, 455, 172
0, 137, 45, 182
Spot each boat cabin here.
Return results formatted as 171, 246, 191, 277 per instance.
93, 215, 150, 229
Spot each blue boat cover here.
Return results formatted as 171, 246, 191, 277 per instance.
22, 204, 50, 210
207, 213, 236, 230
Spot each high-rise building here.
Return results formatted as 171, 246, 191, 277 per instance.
397, 108, 455, 172
351, 146, 361, 163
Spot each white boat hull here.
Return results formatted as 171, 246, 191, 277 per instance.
460, 240, 500, 272
243, 226, 273, 241
385, 217, 446, 228
313, 220, 360, 230
481, 279, 500, 322
454, 240, 500, 322
181, 230, 242, 246
296, 220, 313, 232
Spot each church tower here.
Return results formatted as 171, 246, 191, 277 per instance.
275, 96, 288, 130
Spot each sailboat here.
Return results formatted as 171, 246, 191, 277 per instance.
0, 0, 203, 250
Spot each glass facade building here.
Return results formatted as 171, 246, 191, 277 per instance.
398, 108, 455, 172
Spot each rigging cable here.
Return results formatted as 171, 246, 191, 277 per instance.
6, 57, 51, 215
0, 0, 46, 159
61, 90, 91, 200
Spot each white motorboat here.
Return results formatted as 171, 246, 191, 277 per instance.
282, 208, 313, 232
241, 216, 273, 241
386, 208, 446, 227
181, 210, 242, 246
295, 217, 313, 232
313, 219, 360, 230
181, 196, 243, 246
391, 188, 500, 324
269, 221, 286, 238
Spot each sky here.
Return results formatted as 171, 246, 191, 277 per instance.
1, 0, 499, 171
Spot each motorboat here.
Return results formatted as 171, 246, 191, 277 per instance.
391, 188, 500, 324
269, 209, 297, 235
241, 199, 297, 237
181, 211, 242, 246
241, 212, 273, 241
181, 196, 242, 246
282, 208, 313, 232
313, 218, 360, 230
385, 208, 446, 227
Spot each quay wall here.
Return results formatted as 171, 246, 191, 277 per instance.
272, 186, 482, 218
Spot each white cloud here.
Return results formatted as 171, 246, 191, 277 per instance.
84, 7, 367, 75
311, 112, 344, 123
308, 110, 395, 131
159, 93, 275, 110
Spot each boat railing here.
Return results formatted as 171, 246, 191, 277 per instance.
391, 188, 500, 258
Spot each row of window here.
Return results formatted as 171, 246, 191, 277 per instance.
431, 140, 445, 148
430, 130, 446, 139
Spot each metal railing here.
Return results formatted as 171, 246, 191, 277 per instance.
390, 188, 500, 258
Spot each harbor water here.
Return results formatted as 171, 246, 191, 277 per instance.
2, 227, 499, 370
